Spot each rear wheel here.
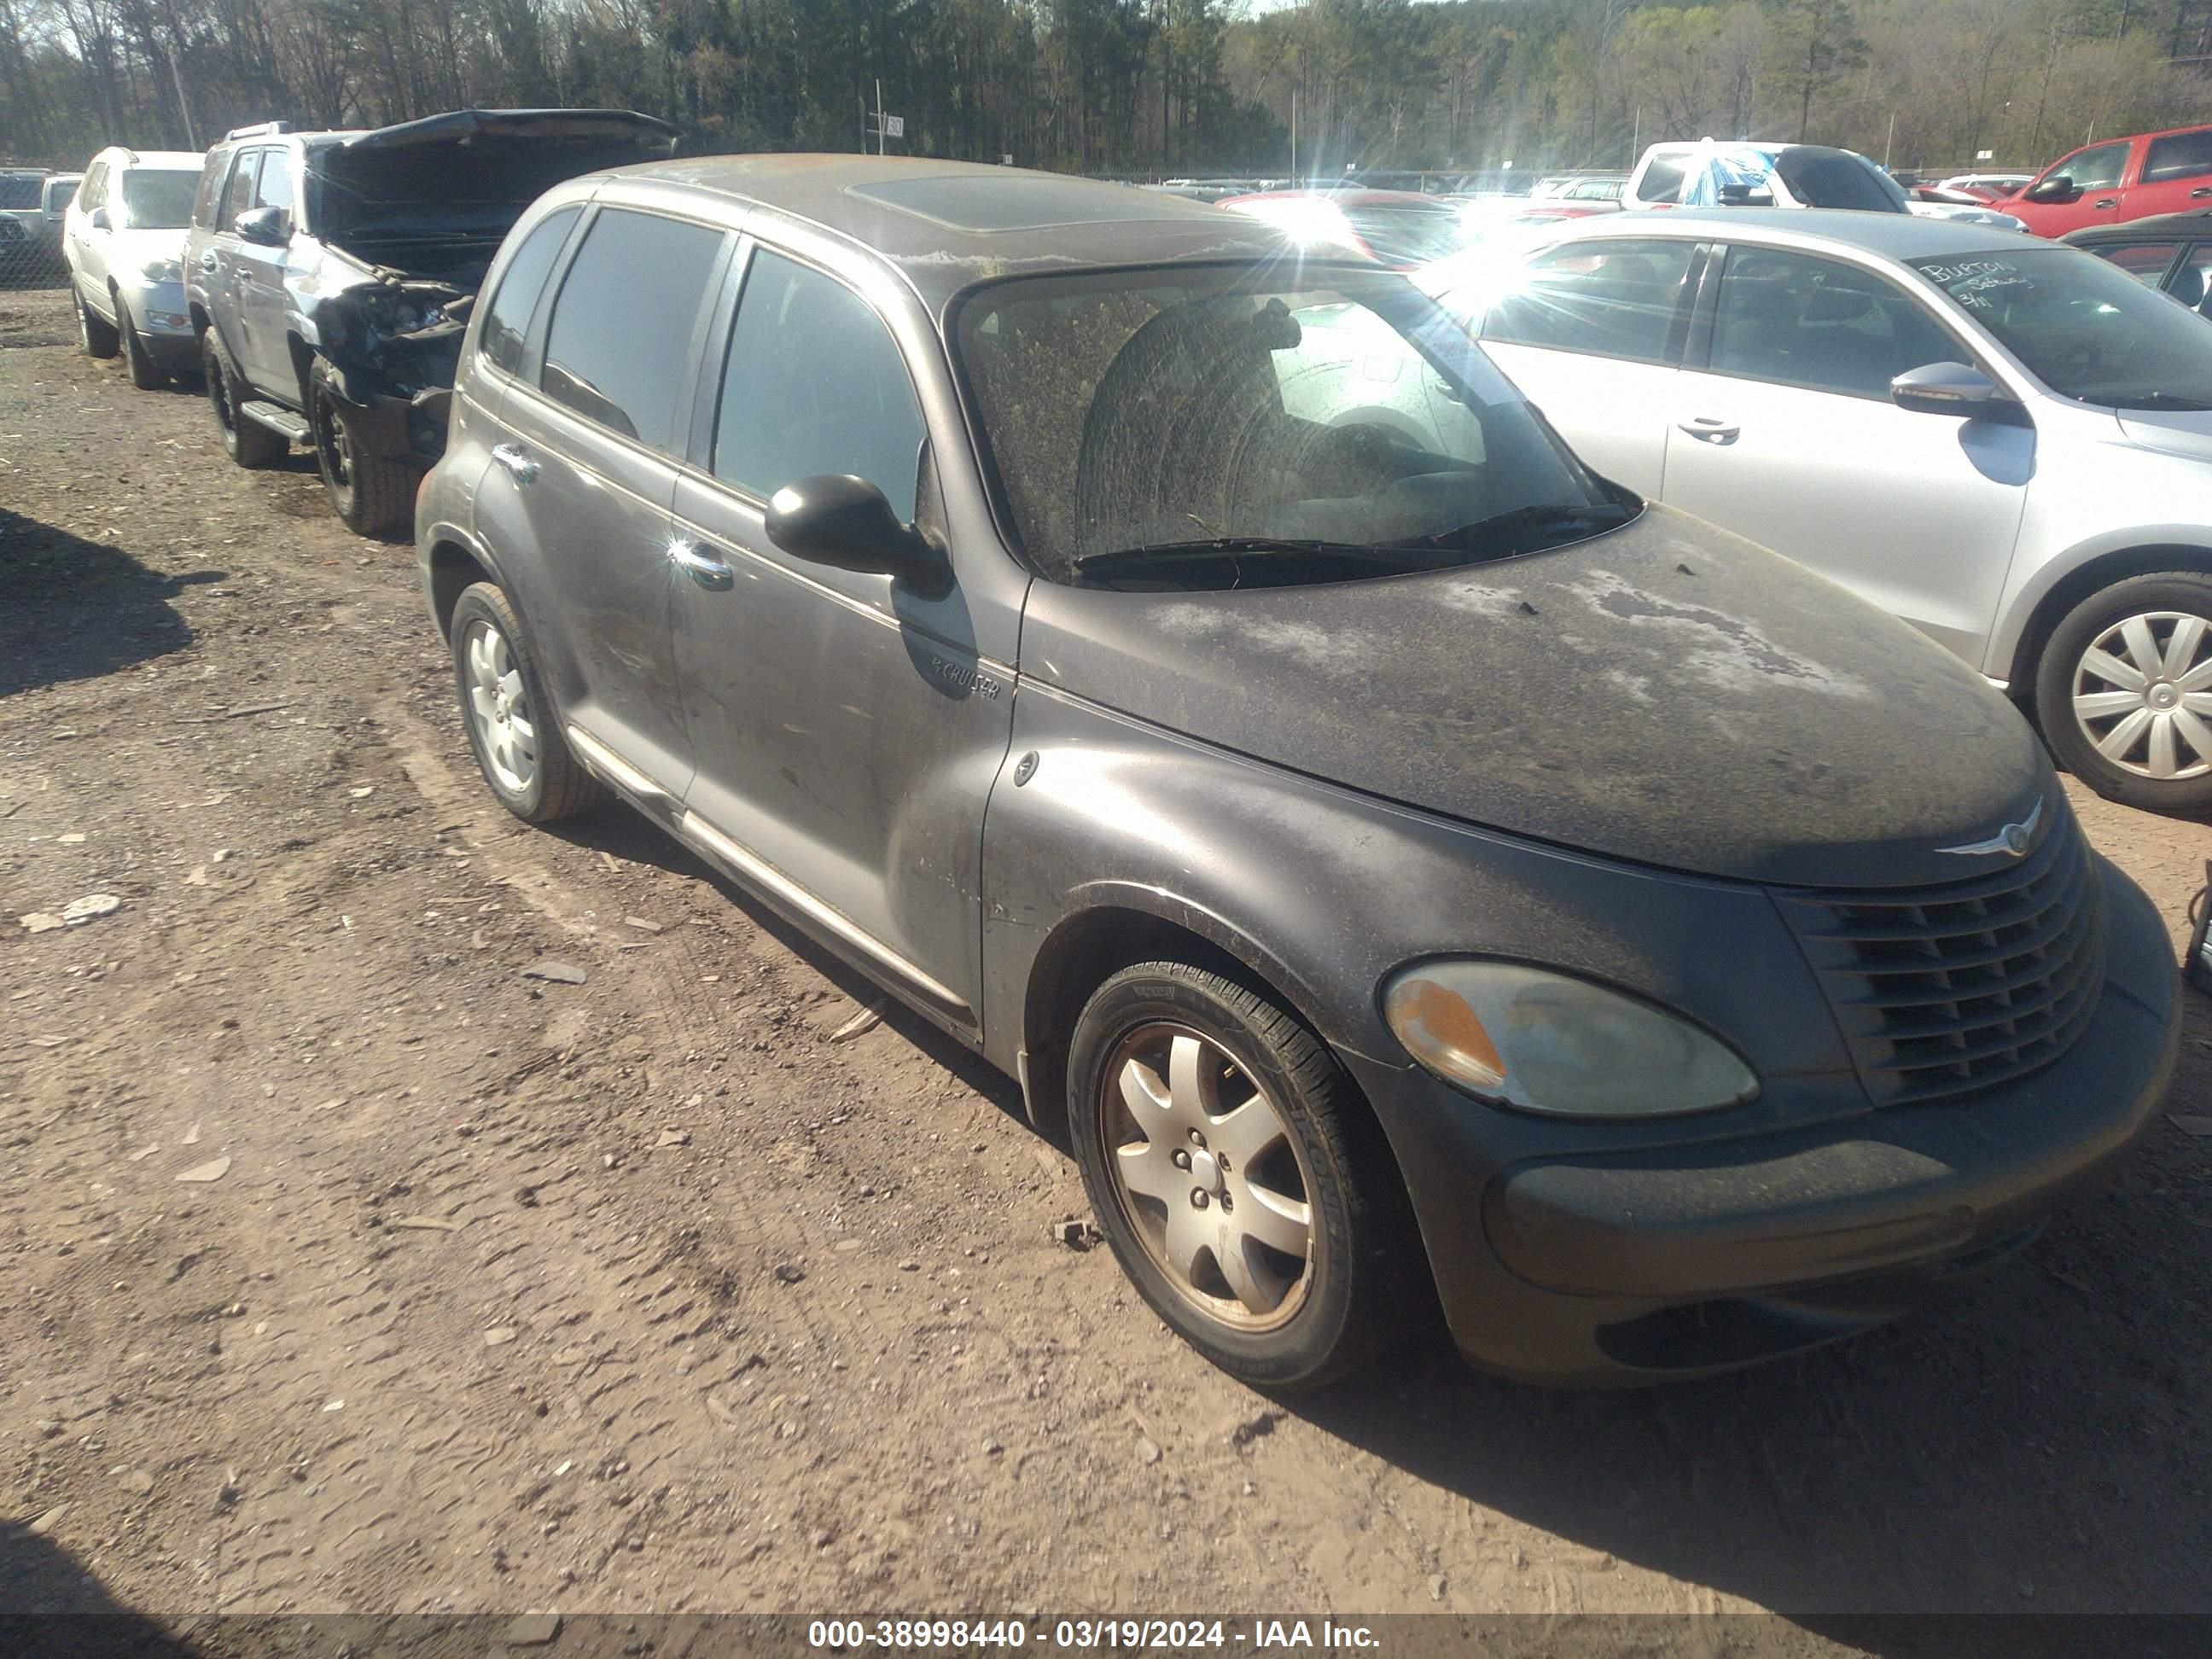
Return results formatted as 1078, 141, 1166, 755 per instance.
2035, 571, 2212, 814
449, 582, 608, 824
1066, 960, 1427, 1389
116, 294, 165, 389
202, 332, 285, 469
75, 288, 118, 358
310, 360, 413, 536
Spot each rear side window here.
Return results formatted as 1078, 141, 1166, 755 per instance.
2144, 129, 2212, 184
538, 207, 725, 451
218, 153, 261, 229
712, 250, 927, 519
190, 154, 226, 227
1482, 237, 1696, 364
1635, 155, 1687, 203
480, 207, 579, 376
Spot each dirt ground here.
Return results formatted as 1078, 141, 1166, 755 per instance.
3, 286, 2210, 1640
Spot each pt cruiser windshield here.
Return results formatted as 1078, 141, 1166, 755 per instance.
952, 266, 1625, 588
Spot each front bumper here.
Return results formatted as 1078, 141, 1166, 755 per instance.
119, 275, 197, 371
1346, 856, 2181, 1385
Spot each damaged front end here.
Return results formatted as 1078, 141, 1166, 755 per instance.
307, 277, 475, 464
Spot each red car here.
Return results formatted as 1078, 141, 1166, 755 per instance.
2004, 121, 2212, 236
1215, 189, 1468, 271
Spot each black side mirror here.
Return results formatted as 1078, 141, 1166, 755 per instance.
2023, 174, 2076, 204
233, 205, 290, 247
763, 474, 949, 594
1717, 183, 1773, 207
1890, 361, 2017, 418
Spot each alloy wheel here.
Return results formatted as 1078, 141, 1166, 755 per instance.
314, 391, 353, 491
2070, 609, 2212, 782
1098, 1022, 1316, 1331
463, 619, 538, 795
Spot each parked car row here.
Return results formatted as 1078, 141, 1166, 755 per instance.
394, 156, 2179, 1390
41, 136, 2193, 1392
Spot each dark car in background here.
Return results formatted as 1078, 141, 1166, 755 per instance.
2064, 208, 2212, 317
183, 108, 677, 535
415, 156, 2177, 1389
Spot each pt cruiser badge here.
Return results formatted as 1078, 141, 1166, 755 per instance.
1937, 797, 2043, 859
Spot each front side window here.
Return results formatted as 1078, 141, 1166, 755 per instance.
953, 264, 1614, 588
1912, 245, 2212, 409
538, 207, 725, 451
713, 250, 927, 519
1710, 247, 1965, 398
250, 153, 294, 217
78, 165, 106, 211
122, 169, 198, 231
218, 152, 262, 229
480, 206, 579, 375
2143, 129, 2212, 184
1481, 237, 1696, 364
2050, 142, 2128, 194
2173, 244, 2212, 316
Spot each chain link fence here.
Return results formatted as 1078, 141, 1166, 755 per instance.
2, 170, 73, 292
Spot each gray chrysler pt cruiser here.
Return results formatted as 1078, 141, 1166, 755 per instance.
416, 157, 2180, 1388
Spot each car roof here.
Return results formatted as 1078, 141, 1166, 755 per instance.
2061, 208, 2212, 244
597, 154, 1351, 313
1542, 207, 2031, 260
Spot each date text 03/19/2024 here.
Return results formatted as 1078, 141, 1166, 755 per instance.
806, 1620, 1382, 1650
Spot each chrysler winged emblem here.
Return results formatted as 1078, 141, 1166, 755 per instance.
1936, 797, 2042, 859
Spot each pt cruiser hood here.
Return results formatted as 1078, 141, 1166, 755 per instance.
1019, 505, 2052, 890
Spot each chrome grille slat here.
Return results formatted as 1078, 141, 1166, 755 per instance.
1774, 825, 2104, 1108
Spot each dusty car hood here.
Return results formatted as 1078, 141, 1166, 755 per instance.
1018, 505, 2052, 890
332, 108, 679, 154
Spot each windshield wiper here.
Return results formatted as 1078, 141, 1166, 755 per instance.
1071, 537, 1442, 576
1410, 500, 1633, 551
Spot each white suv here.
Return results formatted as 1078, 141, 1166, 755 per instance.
63, 147, 203, 388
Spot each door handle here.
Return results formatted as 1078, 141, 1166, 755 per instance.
1677, 416, 1740, 444
2192, 188, 2212, 200
2093, 196, 2119, 209
670, 539, 735, 591
489, 442, 538, 483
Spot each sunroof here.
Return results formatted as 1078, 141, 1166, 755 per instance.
845, 175, 1196, 233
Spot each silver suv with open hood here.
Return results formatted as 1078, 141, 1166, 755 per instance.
417, 158, 2180, 1388
183, 109, 677, 536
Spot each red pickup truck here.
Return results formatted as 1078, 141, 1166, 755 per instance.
2005, 121, 2212, 236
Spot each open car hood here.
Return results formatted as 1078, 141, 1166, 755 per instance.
1020, 504, 2052, 891
334, 108, 679, 154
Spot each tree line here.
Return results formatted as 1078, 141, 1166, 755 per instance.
3, 0, 2208, 184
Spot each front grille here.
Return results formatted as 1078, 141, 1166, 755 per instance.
1774, 826, 2104, 1107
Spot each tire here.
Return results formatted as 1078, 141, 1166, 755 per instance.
310, 359, 413, 537
1066, 960, 1428, 1390
449, 582, 608, 824
201, 331, 286, 469
75, 288, 119, 358
2034, 570, 2212, 815
116, 294, 166, 389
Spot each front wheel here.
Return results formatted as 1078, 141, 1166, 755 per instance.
116, 295, 166, 389
1066, 961, 1428, 1389
310, 361, 413, 536
2035, 570, 2212, 814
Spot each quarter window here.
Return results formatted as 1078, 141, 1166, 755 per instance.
2143, 129, 2212, 184
713, 250, 927, 520
1481, 237, 1695, 364
480, 207, 579, 376
538, 208, 725, 451
1710, 247, 1962, 399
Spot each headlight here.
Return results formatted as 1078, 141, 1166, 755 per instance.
1382, 960, 1757, 1119
139, 257, 182, 283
